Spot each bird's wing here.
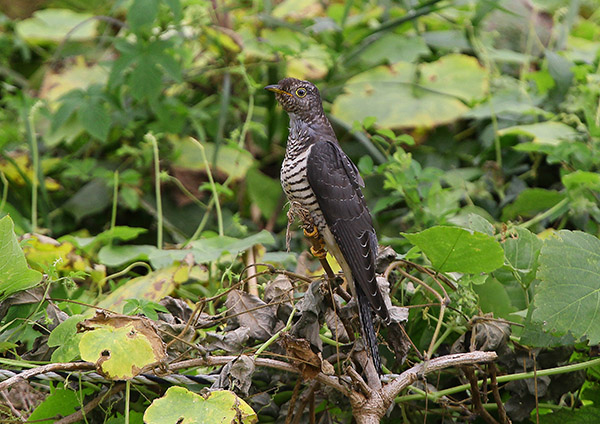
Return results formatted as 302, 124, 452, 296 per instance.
306, 140, 389, 322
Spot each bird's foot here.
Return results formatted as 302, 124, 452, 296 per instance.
303, 225, 319, 238
303, 225, 327, 259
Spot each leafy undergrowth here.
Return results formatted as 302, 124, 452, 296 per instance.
1, 0, 600, 423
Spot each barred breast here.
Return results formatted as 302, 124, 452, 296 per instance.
280, 144, 327, 230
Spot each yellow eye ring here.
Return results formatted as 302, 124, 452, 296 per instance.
296, 88, 307, 98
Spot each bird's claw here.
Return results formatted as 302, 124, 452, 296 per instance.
303, 225, 319, 238
310, 244, 327, 259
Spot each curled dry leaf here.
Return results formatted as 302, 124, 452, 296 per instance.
451, 314, 511, 354
225, 289, 277, 341
203, 327, 250, 353
264, 274, 294, 324
291, 280, 325, 351
212, 355, 255, 397
280, 333, 333, 379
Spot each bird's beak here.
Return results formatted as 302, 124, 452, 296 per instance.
264, 84, 292, 96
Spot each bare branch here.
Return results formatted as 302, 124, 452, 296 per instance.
0, 362, 95, 392
382, 351, 498, 403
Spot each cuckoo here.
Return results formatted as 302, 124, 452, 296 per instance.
266, 77, 390, 373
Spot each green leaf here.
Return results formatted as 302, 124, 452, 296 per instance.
332, 54, 487, 129
359, 34, 430, 66
538, 406, 600, 423
0, 216, 43, 302
51, 97, 81, 132
98, 244, 156, 267
128, 0, 159, 32
563, 170, 600, 191
463, 213, 494, 236
502, 188, 566, 221
500, 122, 579, 146
130, 56, 162, 101
28, 387, 92, 424
532, 231, 600, 344
402, 226, 504, 273
143, 387, 257, 424
502, 227, 543, 286
95, 265, 187, 313
173, 138, 255, 180
62, 179, 112, 222
472, 277, 517, 320
163, 0, 183, 21
48, 315, 85, 362
419, 54, 489, 103
246, 168, 281, 220
78, 100, 111, 141
93, 226, 147, 245
15, 9, 98, 44
149, 231, 275, 268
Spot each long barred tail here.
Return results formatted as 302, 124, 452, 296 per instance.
356, 285, 382, 374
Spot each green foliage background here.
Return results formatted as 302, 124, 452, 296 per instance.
1, 0, 600, 422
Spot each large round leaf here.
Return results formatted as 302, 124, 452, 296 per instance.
532, 231, 600, 344
144, 387, 257, 424
403, 226, 504, 273
332, 54, 488, 129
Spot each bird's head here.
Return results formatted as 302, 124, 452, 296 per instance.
265, 78, 323, 121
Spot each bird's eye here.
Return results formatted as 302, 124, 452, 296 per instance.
296, 88, 307, 98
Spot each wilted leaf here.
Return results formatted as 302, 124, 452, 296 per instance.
280, 333, 331, 379
0, 216, 43, 302
225, 290, 276, 341
212, 355, 255, 397
203, 327, 250, 353
143, 387, 257, 424
78, 311, 167, 380
451, 316, 511, 353
291, 280, 325, 350
403, 226, 504, 273
532, 231, 600, 344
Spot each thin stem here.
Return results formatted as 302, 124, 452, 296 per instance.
427, 303, 446, 359
111, 170, 119, 234
188, 137, 224, 236
26, 101, 43, 232
428, 322, 455, 356
0, 171, 8, 214
518, 197, 569, 229
145, 133, 163, 248
96, 261, 153, 286
125, 380, 130, 424
254, 308, 296, 358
